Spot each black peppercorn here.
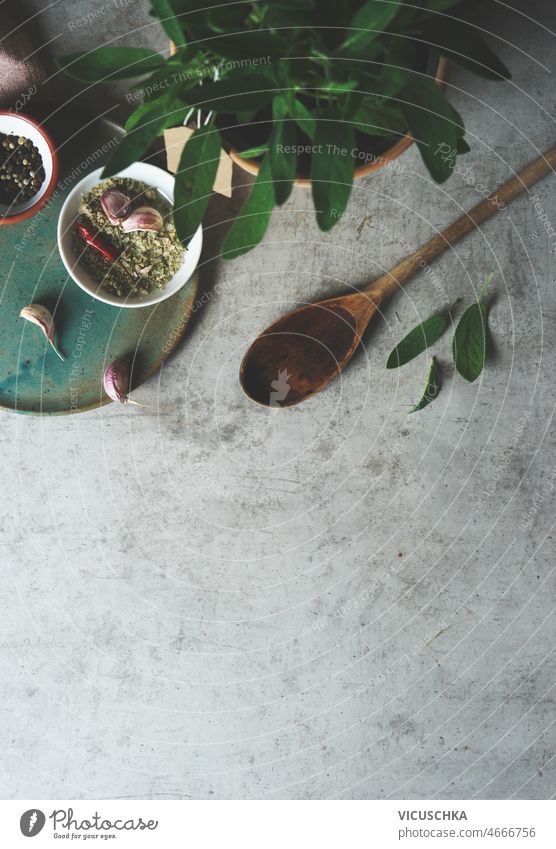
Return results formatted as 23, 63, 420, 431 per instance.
0, 132, 45, 206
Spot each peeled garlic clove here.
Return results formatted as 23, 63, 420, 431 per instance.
103, 359, 143, 407
100, 189, 131, 225
20, 304, 64, 360
121, 206, 163, 233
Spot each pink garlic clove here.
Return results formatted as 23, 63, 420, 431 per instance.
103, 359, 143, 406
100, 189, 131, 225
20, 304, 64, 360
120, 206, 163, 233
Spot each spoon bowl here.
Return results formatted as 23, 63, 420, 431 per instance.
240, 293, 380, 407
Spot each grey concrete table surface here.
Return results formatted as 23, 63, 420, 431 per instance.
1, 1, 555, 800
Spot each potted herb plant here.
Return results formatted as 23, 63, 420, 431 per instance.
58, 0, 509, 258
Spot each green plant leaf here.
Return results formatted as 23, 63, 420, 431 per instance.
311, 114, 355, 231
207, 3, 250, 32
222, 154, 275, 259
400, 75, 463, 183
181, 72, 275, 113
149, 0, 186, 48
236, 144, 269, 159
290, 98, 316, 140
387, 313, 448, 369
453, 304, 487, 382
318, 80, 359, 93
174, 122, 221, 247
343, 90, 364, 120
374, 65, 411, 99
422, 19, 511, 80
410, 356, 441, 412
268, 97, 297, 205
124, 93, 184, 131
236, 109, 257, 124
457, 136, 471, 154
264, 7, 310, 29
352, 98, 406, 138
208, 31, 285, 60
393, 0, 459, 28
452, 274, 494, 382
341, 0, 402, 56
103, 97, 188, 177
56, 47, 165, 83
129, 57, 196, 102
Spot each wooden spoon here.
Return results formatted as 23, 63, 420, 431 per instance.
240, 144, 556, 407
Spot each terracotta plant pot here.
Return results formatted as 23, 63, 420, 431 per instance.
230, 57, 449, 186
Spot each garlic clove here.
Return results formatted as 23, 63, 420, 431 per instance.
100, 189, 131, 225
20, 304, 64, 360
103, 359, 144, 407
120, 206, 164, 233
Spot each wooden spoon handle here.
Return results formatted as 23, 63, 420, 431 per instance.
366, 143, 556, 298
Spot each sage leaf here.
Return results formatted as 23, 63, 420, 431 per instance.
387, 313, 448, 369
149, 0, 186, 48
206, 3, 250, 33
209, 31, 284, 60
410, 357, 441, 413
319, 80, 359, 94
457, 136, 471, 155
311, 114, 355, 231
222, 154, 275, 259
237, 144, 269, 159
124, 93, 184, 132
103, 97, 188, 177
400, 76, 464, 183
341, 0, 402, 56
452, 274, 494, 382
236, 110, 257, 125
290, 98, 316, 141
352, 99, 406, 139
182, 72, 274, 113
269, 97, 297, 205
127, 54, 198, 102
174, 122, 221, 247
422, 19, 511, 81
56, 47, 164, 83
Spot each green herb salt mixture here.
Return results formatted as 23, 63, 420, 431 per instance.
74, 177, 184, 299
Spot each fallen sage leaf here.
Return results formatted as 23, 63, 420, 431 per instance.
453, 273, 494, 382
20, 304, 64, 360
387, 312, 448, 369
410, 356, 441, 413
103, 359, 144, 406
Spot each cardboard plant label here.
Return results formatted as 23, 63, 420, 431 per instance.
164, 127, 233, 198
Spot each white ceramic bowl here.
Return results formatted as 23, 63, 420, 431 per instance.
0, 111, 58, 224
57, 162, 203, 308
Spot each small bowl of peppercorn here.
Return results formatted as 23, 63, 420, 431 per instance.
0, 112, 58, 225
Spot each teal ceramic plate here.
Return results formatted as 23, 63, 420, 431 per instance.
0, 113, 199, 415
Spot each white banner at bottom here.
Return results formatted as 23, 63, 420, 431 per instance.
0, 800, 553, 848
